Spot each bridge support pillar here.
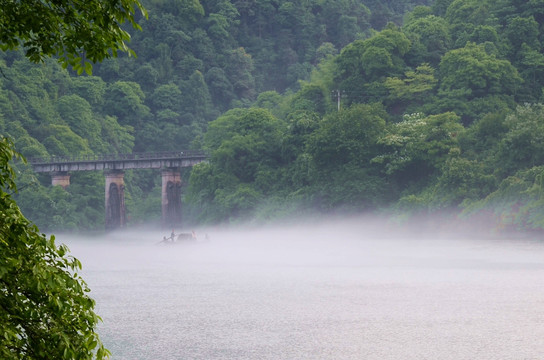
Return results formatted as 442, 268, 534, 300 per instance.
105, 170, 126, 230
161, 168, 182, 228
51, 172, 70, 188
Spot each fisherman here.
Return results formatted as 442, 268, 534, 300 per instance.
170, 229, 176, 242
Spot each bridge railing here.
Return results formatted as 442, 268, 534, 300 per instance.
27, 150, 208, 165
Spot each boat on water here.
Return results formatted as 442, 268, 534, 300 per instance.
157, 230, 208, 245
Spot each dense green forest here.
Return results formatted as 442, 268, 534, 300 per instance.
3, 0, 544, 233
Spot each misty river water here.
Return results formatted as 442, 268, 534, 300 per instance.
61, 219, 544, 360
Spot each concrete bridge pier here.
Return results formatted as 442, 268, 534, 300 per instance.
161, 168, 182, 228
51, 172, 70, 188
105, 170, 126, 230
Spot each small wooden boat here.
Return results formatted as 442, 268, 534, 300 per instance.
175, 232, 197, 242
157, 231, 201, 245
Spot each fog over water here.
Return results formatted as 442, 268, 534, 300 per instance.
61, 217, 544, 359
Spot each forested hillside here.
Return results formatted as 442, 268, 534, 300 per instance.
3, 0, 544, 232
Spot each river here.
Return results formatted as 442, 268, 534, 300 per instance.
62, 221, 544, 359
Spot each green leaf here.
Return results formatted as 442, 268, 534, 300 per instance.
84, 62, 93, 75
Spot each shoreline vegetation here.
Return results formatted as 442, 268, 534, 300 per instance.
3, 0, 544, 234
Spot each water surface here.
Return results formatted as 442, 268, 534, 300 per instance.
63, 223, 544, 359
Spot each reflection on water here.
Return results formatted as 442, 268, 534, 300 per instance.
62, 222, 544, 360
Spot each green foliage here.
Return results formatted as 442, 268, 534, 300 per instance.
463, 166, 544, 231
439, 42, 521, 99
99, 116, 135, 154
0, 137, 109, 359
313, 165, 391, 212
432, 155, 496, 208
7, 0, 544, 231
205, 67, 235, 110
289, 83, 332, 115
0, 0, 151, 356
445, 0, 492, 45
226, 47, 256, 100
0, 0, 147, 73
186, 108, 286, 221
293, 103, 391, 211
253, 91, 284, 114
334, 25, 411, 103
150, 84, 183, 113
384, 63, 438, 116
70, 77, 107, 107
13, 136, 48, 159
179, 70, 215, 123
458, 111, 509, 165
124, 170, 162, 225
496, 104, 544, 176
103, 81, 151, 125
2, 1, 431, 232
160, 0, 204, 19
205, 108, 285, 182
185, 162, 236, 223
403, 14, 451, 65
432, 0, 454, 16
56, 95, 103, 151
373, 112, 464, 187
214, 183, 262, 220
38, 124, 93, 156
15, 170, 106, 232
308, 103, 387, 168
504, 16, 539, 56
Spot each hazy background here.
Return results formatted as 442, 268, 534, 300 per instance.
60, 218, 544, 359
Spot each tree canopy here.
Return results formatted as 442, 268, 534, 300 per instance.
1, 0, 147, 359
6, 0, 544, 234
0, 138, 109, 359
0, 0, 147, 74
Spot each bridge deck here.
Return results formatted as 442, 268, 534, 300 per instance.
29, 151, 207, 173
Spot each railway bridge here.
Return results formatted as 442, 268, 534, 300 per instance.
28, 151, 207, 230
